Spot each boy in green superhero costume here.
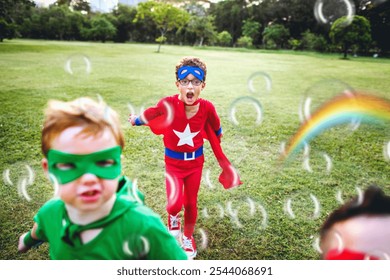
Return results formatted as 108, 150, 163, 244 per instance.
18, 97, 187, 260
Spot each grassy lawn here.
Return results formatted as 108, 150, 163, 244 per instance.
0, 39, 389, 260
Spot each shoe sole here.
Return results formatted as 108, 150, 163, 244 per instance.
168, 229, 181, 238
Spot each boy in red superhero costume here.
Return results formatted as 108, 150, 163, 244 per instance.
319, 185, 390, 260
129, 57, 241, 258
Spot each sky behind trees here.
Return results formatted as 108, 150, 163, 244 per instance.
33, 0, 121, 12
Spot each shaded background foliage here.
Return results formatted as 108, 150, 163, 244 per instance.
0, 0, 389, 54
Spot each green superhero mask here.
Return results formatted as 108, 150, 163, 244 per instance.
47, 146, 122, 184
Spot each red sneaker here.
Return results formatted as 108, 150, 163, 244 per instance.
167, 214, 181, 238
182, 235, 197, 259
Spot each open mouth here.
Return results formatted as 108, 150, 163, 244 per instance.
186, 92, 194, 102
79, 189, 101, 202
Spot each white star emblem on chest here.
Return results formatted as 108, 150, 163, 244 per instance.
173, 124, 200, 147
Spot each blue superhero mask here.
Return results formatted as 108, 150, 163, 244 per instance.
177, 66, 205, 81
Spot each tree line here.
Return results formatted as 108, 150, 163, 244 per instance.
1, 0, 389, 57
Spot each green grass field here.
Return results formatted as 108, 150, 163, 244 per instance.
1, 39, 389, 260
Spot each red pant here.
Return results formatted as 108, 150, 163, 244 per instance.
165, 161, 203, 237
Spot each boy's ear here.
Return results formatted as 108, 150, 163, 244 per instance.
201, 82, 206, 90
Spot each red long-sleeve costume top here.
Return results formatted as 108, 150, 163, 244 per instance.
141, 94, 242, 189
142, 94, 220, 153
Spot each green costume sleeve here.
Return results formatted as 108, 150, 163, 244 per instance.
23, 231, 44, 247
33, 198, 64, 242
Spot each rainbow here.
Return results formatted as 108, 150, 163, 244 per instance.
282, 92, 390, 160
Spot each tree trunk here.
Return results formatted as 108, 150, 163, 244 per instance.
343, 44, 348, 59
156, 29, 166, 53
199, 37, 204, 47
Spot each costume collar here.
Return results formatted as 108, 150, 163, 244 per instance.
61, 197, 132, 247
185, 99, 200, 106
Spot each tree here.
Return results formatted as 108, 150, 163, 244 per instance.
262, 23, 290, 49
209, 0, 249, 44
55, 0, 71, 5
0, 0, 34, 21
86, 16, 116, 43
112, 4, 137, 42
242, 19, 261, 42
0, 19, 17, 42
0, 0, 35, 41
270, 0, 318, 38
67, 9, 89, 40
46, 5, 73, 40
359, 0, 390, 54
236, 35, 253, 48
187, 15, 216, 47
217, 30, 232, 47
71, 0, 91, 14
329, 15, 372, 58
18, 7, 46, 39
300, 30, 328, 52
55, 0, 91, 13
135, 1, 190, 52
16, 4, 85, 40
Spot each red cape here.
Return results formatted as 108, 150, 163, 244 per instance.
325, 248, 379, 260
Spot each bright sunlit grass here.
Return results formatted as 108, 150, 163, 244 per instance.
0, 39, 389, 260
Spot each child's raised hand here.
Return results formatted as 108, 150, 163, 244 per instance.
18, 232, 30, 253
128, 114, 138, 126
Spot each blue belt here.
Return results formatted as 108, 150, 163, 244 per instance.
165, 146, 203, 161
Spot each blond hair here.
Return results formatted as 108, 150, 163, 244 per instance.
175, 56, 207, 81
41, 97, 124, 156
